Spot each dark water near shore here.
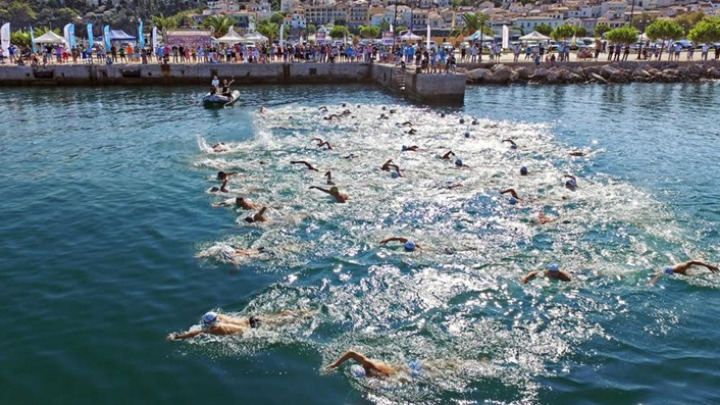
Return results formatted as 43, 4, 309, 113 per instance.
2, 82, 720, 404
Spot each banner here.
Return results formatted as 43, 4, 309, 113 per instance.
316, 31, 326, 44
69, 24, 76, 48
426, 24, 430, 49
103, 25, 111, 50
138, 20, 145, 48
87, 24, 94, 48
382, 31, 394, 46
64, 24, 71, 48
1, 23, 10, 57
502, 25, 509, 50
152, 26, 158, 50
30, 25, 37, 53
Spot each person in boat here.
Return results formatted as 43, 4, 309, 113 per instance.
309, 186, 349, 203
211, 75, 220, 88
650, 260, 719, 286
521, 263, 571, 284
166, 309, 315, 341
380, 237, 420, 252
220, 79, 235, 97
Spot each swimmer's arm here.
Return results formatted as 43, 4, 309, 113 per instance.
442, 151, 455, 159
649, 272, 663, 286
688, 261, 719, 273
500, 189, 519, 199
563, 174, 576, 181
309, 186, 331, 194
167, 329, 203, 341
380, 237, 409, 244
522, 271, 541, 284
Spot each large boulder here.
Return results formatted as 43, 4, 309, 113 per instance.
528, 67, 549, 82
466, 68, 491, 83
514, 66, 531, 81
485, 64, 512, 84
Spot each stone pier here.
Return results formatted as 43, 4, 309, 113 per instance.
0, 62, 466, 104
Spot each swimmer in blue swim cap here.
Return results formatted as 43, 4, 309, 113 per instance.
381, 159, 402, 177
564, 174, 578, 190
401, 145, 420, 152
522, 263, 572, 284
455, 158, 470, 168
502, 139, 518, 150
509, 197, 518, 205
520, 166, 528, 176
379, 237, 421, 251
649, 260, 719, 286
325, 350, 401, 380
166, 309, 315, 341
500, 188, 521, 203
391, 171, 399, 179
464, 132, 470, 138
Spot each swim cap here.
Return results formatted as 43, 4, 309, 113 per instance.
511, 145, 518, 150
509, 197, 518, 205
664, 266, 675, 275
404, 241, 416, 252
455, 158, 463, 166
520, 166, 528, 175
408, 360, 424, 379
402, 145, 408, 151
201, 312, 218, 327
566, 179, 577, 188
464, 132, 470, 138
330, 186, 339, 193
548, 263, 559, 272
350, 364, 366, 378
391, 172, 399, 179
459, 118, 465, 124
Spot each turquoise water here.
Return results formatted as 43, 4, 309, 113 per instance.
1, 82, 720, 404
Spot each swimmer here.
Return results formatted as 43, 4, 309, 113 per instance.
212, 196, 260, 209
324, 171, 335, 185
290, 160, 320, 172
401, 145, 420, 152
649, 260, 719, 286
379, 237, 420, 251
325, 350, 406, 380
401, 121, 413, 127
536, 212, 557, 224
381, 159, 402, 176
564, 174, 578, 190
211, 142, 229, 152
502, 139, 518, 149
258, 106, 266, 114
317, 141, 333, 150
318, 106, 328, 112
441, 151, 456, 160
569, 150, 587, 157
520, 166, 528, 176
210, 179, 229, 193
407, 128, 417, 135
166, 309, 314, 341
344, 153, 358, 159
244, 206, 268, 223
324, 114, 340, 121
500, 188, 521, 200
445, 180, 463, 189
379, 114, 389, 120
454, 158, 470, 169
309, 186, 349, 203
471, 119, 479, 125
217, 171, 238, 181
522, 263, 572, 284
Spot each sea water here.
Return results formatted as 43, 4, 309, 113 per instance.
1, 83, 719, 404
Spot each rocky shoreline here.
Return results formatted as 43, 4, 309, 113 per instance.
460, 61, 720, 85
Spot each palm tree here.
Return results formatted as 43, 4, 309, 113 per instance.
452, 12, 490, 42
151, 14, 177, 33
202, 15, 234, 38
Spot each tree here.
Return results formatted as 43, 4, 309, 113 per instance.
0, 2, 37, 28
551, 24, 575, 40
10, 29, 31, 47
202, 14, 234, 38
605, 26, 638, 45
329, 25, 349, 40
307, 24, 316, 35
594, 23, 611, 38
688, 17, 720, 44
451, 12, 489, 39
645, 19, 684, 60
573, 26, 587, 37
511, 25, 524, 36
535, 23, 552, 36
270, 12, 284, 25
674, 11, 705, 35
257, 21, 279, 43
378, 19, 390, 34
359, 25, 380, 39
152, 14, 178, 32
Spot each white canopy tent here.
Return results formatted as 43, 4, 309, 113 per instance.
33, 31, 67, 44
519, 31, 551, 41
467, 30, 495, 42
217, 26, 245, 43
245, 32, 268, 42
399, 31, 422, 41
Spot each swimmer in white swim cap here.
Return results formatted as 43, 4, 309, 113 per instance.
166, 309, 315, 341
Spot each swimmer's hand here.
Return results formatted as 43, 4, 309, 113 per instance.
708, 265, 719, 273
166, 333, 178, 342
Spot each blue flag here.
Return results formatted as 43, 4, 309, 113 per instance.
138, 20, 145, 48
29, 25, 37, 53
103, 25, 111, 51
87, 23, 94, 48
